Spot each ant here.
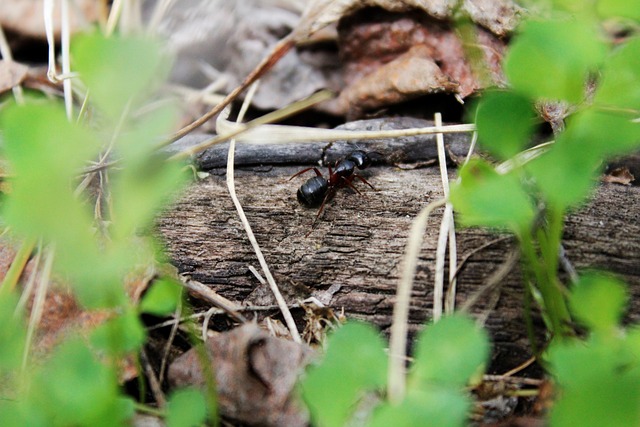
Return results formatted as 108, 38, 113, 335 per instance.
290, 150, 376, 225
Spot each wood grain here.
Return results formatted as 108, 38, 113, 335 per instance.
158, 161, 640, 373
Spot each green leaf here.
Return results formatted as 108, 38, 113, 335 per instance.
547, 338, 640, 427
28, 339, 132, 426
597, 0, 640, 21
526, 136, 601, 210
0, 292, 26, 372
90, 309, 146, 354
595, 37, 640, 110
411, 315, 489, 388
565, 108, 640, 157
569, 272, 628, 333
475, 91, 537, 160
505, 19, 607, 103
110, 154, 187, 240
369, 386, 470, 427
166, 388, 208, 427
140, 277, 183, 316
300, 322, 387, 427
0, 102, 99, 243
71, 33, 169, 120
449, 159, 535, 233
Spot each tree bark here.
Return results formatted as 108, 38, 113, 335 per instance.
158, 124, 640, 373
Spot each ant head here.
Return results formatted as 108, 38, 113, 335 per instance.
346, 150, 371, 169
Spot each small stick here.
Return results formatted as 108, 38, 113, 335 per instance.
140, 348, 167, 408
158, 299, 182, 384
180, 277, 247, 323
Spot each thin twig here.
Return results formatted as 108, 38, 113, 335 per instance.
501, 356, 537, 378
388, 198, 447, 404
146, 302, 308, 331
226, 83, 302, 343
164, 36, 295, 146
459, 250, 520, 314
168, 90, 333, 161
158, 298, 182, 385
482, 374, 543, 386
140, 348, 167, 408
179, 277, 247, 323
448, 236, 513, 285
202, 307, 217, 343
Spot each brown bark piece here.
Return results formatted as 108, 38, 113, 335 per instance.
157, 165, 640, 372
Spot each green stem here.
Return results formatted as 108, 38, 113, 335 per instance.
518, 226, 571, 339
522, 277, 539, 356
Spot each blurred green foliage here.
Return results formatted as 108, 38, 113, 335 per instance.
0, 32, 200, 425
301, 316, 489, 427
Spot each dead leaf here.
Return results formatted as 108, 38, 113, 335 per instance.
339, 44, 459, 115
602, 167, 635, 185
0, 60, 28, 94
168, 323, 314, 427
0, 0, 100, 39
336, 7, 507, 114
295, 0, 522, 41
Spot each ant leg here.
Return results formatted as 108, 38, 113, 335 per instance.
341, 176, 364, 196
305, 189, 335, 237
353, 174, 376, 191
313, 188, 334, 225
289, 167, 323, 181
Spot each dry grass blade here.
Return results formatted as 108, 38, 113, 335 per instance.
165, 35, 295, 146
459, 250, 520, 315
216, 117, 476, 145
226, 82, 302, 343
388, 197, 447, 403
433, 112, 457, 319
496, 141, 554, 174
168, 89, 334, 161
22, 245, 55, 370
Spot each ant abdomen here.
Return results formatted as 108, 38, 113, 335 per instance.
297, 176, 328, 207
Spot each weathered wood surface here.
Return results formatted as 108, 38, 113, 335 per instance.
158, 122, 640, 372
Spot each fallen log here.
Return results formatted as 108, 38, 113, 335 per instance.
158, 124, 640, 373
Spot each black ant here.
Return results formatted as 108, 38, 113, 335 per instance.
290, 150, 376, 225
